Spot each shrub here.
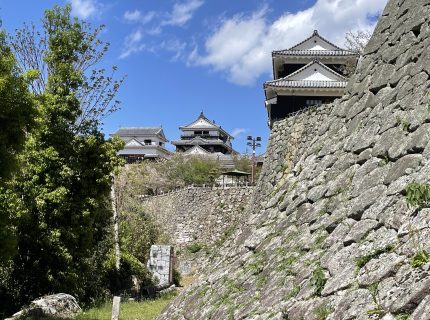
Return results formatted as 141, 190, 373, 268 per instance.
172, 267, 181, 287
104, 251, 154, 295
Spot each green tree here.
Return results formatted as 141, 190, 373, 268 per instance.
10, 12, 123, 133
233, 154, 251, 173
0, 30, 36, 263
0, 6, 123, 314
0, 32, 35, 181
106, 167, 167, 293
163, 154, 221, 186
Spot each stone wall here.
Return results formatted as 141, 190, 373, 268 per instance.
142, 186, 254, 247
159, 0, 430, 319
147, 245, 174, 288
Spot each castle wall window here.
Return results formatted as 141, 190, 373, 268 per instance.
306, 99, 322, 107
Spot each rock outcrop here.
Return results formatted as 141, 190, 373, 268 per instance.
158, 0, 430, 319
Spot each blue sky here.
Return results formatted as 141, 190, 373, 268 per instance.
1, 0, 387, 153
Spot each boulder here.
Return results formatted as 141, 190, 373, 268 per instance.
6, 293, 81, 319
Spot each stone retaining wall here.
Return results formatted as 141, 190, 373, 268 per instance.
142, 186, 254, 247
159, 0, 430, 318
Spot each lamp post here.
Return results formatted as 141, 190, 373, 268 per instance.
247, 135, 261, 185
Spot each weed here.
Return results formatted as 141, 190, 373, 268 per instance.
366, 282, 385, 316
286, 285, 300, 299
367, 308, 385, 316
367, 282, 379, 304
215, 224, 236, 247
186, 243, 203, 253
314, 304, 333, 320
405, 182, 430, 208
173, 267, 181, 286
410, 250, 430, 268
256, 274, 268, 288
276, 254, 298, 273
310, 263, 327, 296
355, 245, 394, 269
225, 278, 244, 294
335, 186, 344, 195
313, 229, 328, 250
395, 313, 411, 320
244, 252, 266, 275
287, 181, 299, 193
401, 119, 410, 131
378, 155, 389, 166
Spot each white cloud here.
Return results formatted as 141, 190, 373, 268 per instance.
189, 0, 388, 86
163, 0, 204, 26
70, 0, 99, 19
119, 30, 145, 59
231, 128, 247, 138
160, 40, 187, 61
124, 10, 156, 25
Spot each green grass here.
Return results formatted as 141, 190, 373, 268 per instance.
75, 294, 176, 320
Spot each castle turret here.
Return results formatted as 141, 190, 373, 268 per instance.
264, 30, 358, 127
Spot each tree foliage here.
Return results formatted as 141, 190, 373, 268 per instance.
341, 29, 373, 77
114, 167, 167, 264
9, 8, 124, 133
125, 154, 222, 195
0, 31, 36, 182
344, 30, 373, 54
0, 6, 124, 315
233, 154, 251, 173
167, 155, 221, 186
0, 30, 36, 263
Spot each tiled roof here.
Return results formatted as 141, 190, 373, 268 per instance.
285, 60, 347, 81
113, 127, 168, 141
273, 49, 357, 57
265, 60, 347, 89
289, 30, 342, 51
171, 137, 230, 146
181, 112, 234, 139
264, 79, 347, 88
114, 127, 162, 136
